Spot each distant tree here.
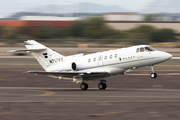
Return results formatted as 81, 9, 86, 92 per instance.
31, 24, 56, 39
17, 26, 34, 36
83, 17, 123, 40
84, 17, 105, 39
0, 17, 176, 45
150, 28, 176, 42
131, 25, 156, 33
125, 25, 156, 43
0, 26, 20, 39
0, 26, 6, 38
54, 28, 70, 39
69, 20, 86, 37
7, 33, 18, 39
144, 14, 162, 21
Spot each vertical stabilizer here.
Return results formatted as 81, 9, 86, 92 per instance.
23, 40, 64, 70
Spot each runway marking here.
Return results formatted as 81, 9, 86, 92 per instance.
0, 93, 179, 99
0, 100, 180, 103
172, 57, 180, 59
127, 73, 180, 76
132, 70, 180, 72
157, 65, 180, 67
42, 94, 180, 99
0, 63, 38, 65
1, 87, 180, 92
25, 90, 55, 96
39, 90, 55, 96
0, 112, 14, 115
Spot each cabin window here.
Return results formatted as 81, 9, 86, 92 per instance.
119, 57, 122, 61
140, 47, 145, 52
114, 54, 118, 58
104, 56, 107, 60
110, 55, 112, 59
136, 48, 139, 53
88, 59, 91, 63
93, 58, 96, 62
99, 56, 102, 61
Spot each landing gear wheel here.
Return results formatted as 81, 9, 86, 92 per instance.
80, 83, 88, 90
98, 83, 107, 90
150, 66, 157, 79
150, 73, 157, 78
103, 83, 107, 89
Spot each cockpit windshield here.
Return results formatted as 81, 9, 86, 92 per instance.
145, 47, 156, 51
136, 46, 156, 53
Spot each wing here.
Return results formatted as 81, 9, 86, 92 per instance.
25, 71, 110, 78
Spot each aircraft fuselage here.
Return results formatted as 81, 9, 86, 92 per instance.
46, 45, 172, 81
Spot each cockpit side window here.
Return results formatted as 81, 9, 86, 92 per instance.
140, 47, 144, 52
145, 47, 156, 52
136, 48, 139, 53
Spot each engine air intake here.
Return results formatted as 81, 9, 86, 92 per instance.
72, 62, 77, 71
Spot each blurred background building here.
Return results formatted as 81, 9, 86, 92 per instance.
0, 0, 180, 47
103, 12, 143, 21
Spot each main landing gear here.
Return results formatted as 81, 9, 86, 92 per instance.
98, 80, 107, 90
150, 66, 157, 78
80, 80, 107, 90
80, 82, 88, 90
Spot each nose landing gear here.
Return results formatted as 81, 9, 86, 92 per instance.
150, 73, 157, 78
150, 66, 157, 78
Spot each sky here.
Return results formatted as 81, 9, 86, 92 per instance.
0, 0, 153, 18
19, 0, 153, 10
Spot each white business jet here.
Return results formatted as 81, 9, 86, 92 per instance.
10, 40, 172, 90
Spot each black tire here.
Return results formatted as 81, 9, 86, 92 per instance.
80, 83, 88, 90
150, 73, 157, 78
98, 83, 107, 90
103, 83, 107, 89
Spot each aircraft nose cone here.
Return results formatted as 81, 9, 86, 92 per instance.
163, 52, 172, 61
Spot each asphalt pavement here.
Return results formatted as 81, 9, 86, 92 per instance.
0, 87, 180, 102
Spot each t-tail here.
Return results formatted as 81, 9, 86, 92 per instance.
23, 40, 64, 70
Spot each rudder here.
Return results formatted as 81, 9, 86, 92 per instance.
23, 40, 64, 70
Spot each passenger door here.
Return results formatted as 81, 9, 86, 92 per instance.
98, 55, 103, 66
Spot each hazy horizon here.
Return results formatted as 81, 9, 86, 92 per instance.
1, 0, 180, 18
0, 0, 153, 18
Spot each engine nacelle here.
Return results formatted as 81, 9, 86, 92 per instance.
46, 61, 80, 72
71, 62, 77, 71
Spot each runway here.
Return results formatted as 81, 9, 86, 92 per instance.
1, 87, 180, 102
0, 66, 179, 119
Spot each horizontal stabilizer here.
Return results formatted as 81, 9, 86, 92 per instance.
7, 48, 46, 52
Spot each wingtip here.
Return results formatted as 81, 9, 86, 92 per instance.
7, 50, 16, 53
23, 71, 32, 73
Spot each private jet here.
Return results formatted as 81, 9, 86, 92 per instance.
10, 40, 172, 90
